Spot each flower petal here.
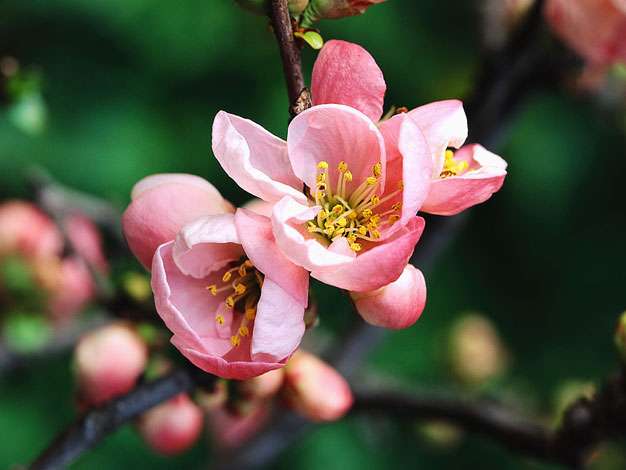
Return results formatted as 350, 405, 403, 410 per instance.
407, 100, 468, 175
271, 196, 355, 272
251, 278, 305, 363
312, 216, 425, 292
311, 40, 386, 122
350, 264, 427, 329
212, 111, 306, 204
123, 175, 231, 269
172, 214, 244, 279
287, 104, 386, 192
234, 208, 309, 306
422, 144, 507, 216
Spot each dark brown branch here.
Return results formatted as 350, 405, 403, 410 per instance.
28, 368, 217, 470
269, 0, 309, 117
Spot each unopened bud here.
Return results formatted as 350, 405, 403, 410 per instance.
207, 401, 271, 449
239, 368, 285, 400
300, 0, 385, 27
282, 350, 353, 422
138, 394, 204, 455
74, 323, 147, 406
0, 200, 61, 259
614, 311, 626, 362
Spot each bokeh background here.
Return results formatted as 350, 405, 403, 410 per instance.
1, 0, 626, 468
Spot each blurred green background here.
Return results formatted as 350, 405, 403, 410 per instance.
1, 0, 626, 468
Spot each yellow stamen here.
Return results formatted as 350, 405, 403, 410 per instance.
234, 283, 247, 295
222, 272, 232, 282
344, 171, 353, 182
373, 162, 382, 177
230, 335, 241, 347
238, 326, 250, 337
338, 161, 348, 173
318, 161, 329, 169
245, 308, 256, 320
366, 176, 377, 186
225, 296, 235, 308
206, 285, 217, 296
215, 314, 225, 325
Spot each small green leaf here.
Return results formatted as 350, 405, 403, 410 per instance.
3, 313, 51, 353
294, 30, 324, 50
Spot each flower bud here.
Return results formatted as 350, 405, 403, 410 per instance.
138, 394, 204, 455
65, 214, 108, 272
350, 265, 426, 329
239, 368, 285, 400
300, 0, 385, 26
0, 201, 61, 260
449, 313, 509, 386
47, 258, 95, 321
74, 323, 148, 406
207, 401, 271, 450
282, 350, 353, 422
614, 311, 626, 362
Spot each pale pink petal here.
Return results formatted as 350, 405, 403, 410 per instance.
242, 198, 273, 217
173, 214, 243, 279
379, 114, 433, 224
123, 177, 231, 269
311, 40, 386, 122
407, 100, 468, 175
350, 264, 427, 329
234, 208, 309, 305
422, 145, 507, 216
287, 104, 386, 192
251, 278, 305, 362
311, 216, 425, 292
172, 338, 284, 380
212, 111, 306, 204
131, 173, 226, 208
271, 196, 355, 272
152, 242, 231, 355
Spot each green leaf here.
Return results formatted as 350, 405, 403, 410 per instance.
294, 30, 324, 50
3, 313, 51, 353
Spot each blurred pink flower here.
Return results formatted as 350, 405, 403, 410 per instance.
74, 322, 147, 406
282, 350, 353, 422
239, 368, 285, 400
545, 0, 626, 66
138, 394, 204, 455
123, 174, 309, 379
0, 201, 62, 259
206, 401, 271, 450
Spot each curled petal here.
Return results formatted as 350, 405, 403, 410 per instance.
407, 100, 468, 175
212, 111, 306, 204
422, 144, 507, 216
123, 175, 231, 269
311, 40, 386, 122
350, 264, 427, 329
242, 198, 273, 217
288, 104, 386, 193
251, 278, 305, 363
130, 173, 227, 207
173, 214, 243, 279
312, 216, 425, 292
235, 208, 309, 305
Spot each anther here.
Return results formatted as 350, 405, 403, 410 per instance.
234, 283, 247, 295
206, 285, 217, 296
338, 161, 348, 172
215, 315, 225, 325
373, 162, 382, 177
238, 326, 250, 337
317, 161, 329, 169
225, 296, 235, 308
366, 176, 377, 186
222, 272, 232, 282
230, 335, 241, 347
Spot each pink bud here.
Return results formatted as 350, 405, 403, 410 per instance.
283, 351, 353, 422
207, 401, 271, 450
305, 0, 385, 21
138, 394, 204, 455
350, 265, 427, 329
0, 201, 62, 260
65, 214, 108, 272
239, 368, 285, 400
47, 258, 95, 321
74, 323, 148, 406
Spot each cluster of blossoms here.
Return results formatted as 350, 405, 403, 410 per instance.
0, 200, 106, 321
122, 40, 507, 381
73, 322, 351, 454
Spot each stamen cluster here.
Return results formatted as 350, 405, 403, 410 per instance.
305, 160, 403, 252
440, 149, 469, 178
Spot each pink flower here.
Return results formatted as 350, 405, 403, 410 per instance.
312, 40, 508, 216
138, 394, 204, 455
545, 0, 626, 67
122, 174, 309, 380
74, 322, 148, 406
0, 201, 62, 259
206, 401, 272, 450
282, 350, 353, 422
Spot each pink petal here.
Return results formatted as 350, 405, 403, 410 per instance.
311, 40, 386, 122
379, 114, 433, 225
350, 264, 427, 329
172, 338, 285, 380
65, 215, 108, 272
212, 111, 306, 204
131, 173, 226, 206
422, 144, 507, 216
242, 198, 273, 217
251, 278, 305, 362
152, 242, 231, 355
123, 176, 231, 269
407, 100, 468, 175
287, 104, 386, 192
271, 196, 356, 272
312, 216, 426, 292
173, 214, 243, 279
234, 208, 309, 305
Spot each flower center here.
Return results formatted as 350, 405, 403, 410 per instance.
305, 160, 402, 252
206, 257, 263, 347
440, 149, 469, 178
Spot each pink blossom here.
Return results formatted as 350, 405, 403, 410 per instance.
282, 350, 353, 422
239, 368, 285, 400
206, 401, 272, 450
545, 0, 626, 66
138, 394, 204, 455
122, 174, 310, 379
312, 40, 508, 216
350, 264, 426, 329
74, 323, 148, 406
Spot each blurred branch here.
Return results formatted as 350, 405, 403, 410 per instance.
29, 367, 217, 470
